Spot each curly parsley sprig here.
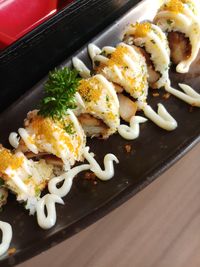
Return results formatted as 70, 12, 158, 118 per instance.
39, 67, 80, 120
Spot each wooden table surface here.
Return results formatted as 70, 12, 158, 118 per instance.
16, 142, 200, 267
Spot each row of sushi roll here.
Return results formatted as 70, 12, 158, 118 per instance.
0, 0, 200, 257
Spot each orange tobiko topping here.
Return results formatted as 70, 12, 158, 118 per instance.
132, 22, 151, 37
0, 147, 23, 172
162, 0, 184, 13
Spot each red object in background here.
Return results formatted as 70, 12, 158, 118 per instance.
0, 0, 73, 50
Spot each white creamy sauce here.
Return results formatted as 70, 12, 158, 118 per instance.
0, 221, 12, 256
143, 103, 177, 131
102, 46, 116, 54
5, 167, 29, 195
72, 57, 91, 78
94, 54, 109, 65
36, 194, 64, 229
83, 147, 119, 181
11, 175, 29, 195
48, 164, 90, 198
113, 65, 123, 81
75, 92, 86, 109
165, 84, 200, 107
8, 132, 19, 149
96, 75, 120, 108
41, 146, 119, 228
123, 54, 139, 72
88, 43, 101, 62
118, 116, 147, 140
18, 128, 38, 154
67, 110, 84, 137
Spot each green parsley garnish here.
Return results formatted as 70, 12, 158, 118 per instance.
64, 123, 75, 135
39, 67, 80, 120
167, 19, 173, 25
35, 186, 41, 197
100, 50, 107, 56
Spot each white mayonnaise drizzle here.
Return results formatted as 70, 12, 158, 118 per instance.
102, 46, 116, 54
36, 194, 64, 230
118, 116, 147, 140
8, 132, 19, 149
75, 92, 85, 109
67, 109, 84, 138
48, 164, 90, 198
143, 103, 177, 131
72, 57, 91, 78
88, 43, 101, 63
5, 165, 29, 195
165, 84, 200, 107
11, 175, 29, 195
93, 54, 109, 64
18, 128, 38, 154
95, 74, 120, 108
83, 147, 119, 181
0, 221, 12, 256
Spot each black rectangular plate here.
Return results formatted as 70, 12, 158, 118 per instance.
0, 0, 200, 266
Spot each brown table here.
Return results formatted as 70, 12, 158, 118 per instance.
17, 142, 200, 267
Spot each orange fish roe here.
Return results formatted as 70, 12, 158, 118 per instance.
132, 22, 151, 37
0, 147, 23, 172
30, 115, 75, 156
162, 0, 184, 13
106, 112, 116, 121
78, 77, 102, 102
107, 46, 131, 67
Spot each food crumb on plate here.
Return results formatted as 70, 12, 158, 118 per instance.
125, 144, 132, 153
84, 172, 97, 181
152, 92, 160, 97
8, 248, 16, 256
163, 92, 171, 100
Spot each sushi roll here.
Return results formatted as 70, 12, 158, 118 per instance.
0, 145, 53, 213
77, 74, 120, 138
154, 0, 200, 73
17, 109, 86, 170
123, 21, 171, 89
90, 43, 149, 109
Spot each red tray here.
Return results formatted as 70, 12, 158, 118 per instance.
0, 0, 73, 50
